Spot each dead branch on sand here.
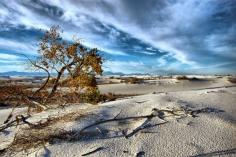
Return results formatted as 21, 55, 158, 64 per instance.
0, 106, 220, 156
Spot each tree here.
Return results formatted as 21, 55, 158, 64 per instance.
31, 26, 103, 103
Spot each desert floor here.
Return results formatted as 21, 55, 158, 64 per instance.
0, 76, 236, 157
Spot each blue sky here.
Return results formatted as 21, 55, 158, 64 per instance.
0, 0, 235, 74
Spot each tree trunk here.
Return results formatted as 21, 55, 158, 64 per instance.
33, 70, 50, 96
47, 70, 64, 99
46, 61, 75, 100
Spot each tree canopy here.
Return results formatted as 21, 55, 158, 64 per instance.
31, 26, 103, 102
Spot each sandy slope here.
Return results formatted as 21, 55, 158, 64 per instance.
0, 77, 236, 157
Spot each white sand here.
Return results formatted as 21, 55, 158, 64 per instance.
98, 77, 232, 94
0, 77, 236, 157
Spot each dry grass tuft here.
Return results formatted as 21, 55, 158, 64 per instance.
1, 112, 84, 156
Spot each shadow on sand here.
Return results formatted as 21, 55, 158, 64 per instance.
55, 106, 225, 142
191, 148, 236, 157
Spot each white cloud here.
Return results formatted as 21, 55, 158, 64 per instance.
0, 63, 26, 72
99, 47, 128, 56
156, 56, 167, 67
139, 51, 156, 55
146, 47, 156, 52
0, 0, 197, 65
156, 41, 196, 66
0, 38, 37, 55
104, 60, 146, 73
0, 53, 19, 60
0, 0, 235, 73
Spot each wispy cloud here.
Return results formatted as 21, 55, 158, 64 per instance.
104, 60, 147, 74
0, 53, 19, 60
0, 0, 235, 74
0, 38, 37, 55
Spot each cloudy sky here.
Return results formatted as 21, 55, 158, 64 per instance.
0, 0, 235, 74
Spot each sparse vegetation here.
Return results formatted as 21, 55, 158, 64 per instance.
0, 84, 46, 112
0, 112, 83, 156
0, 26, 104, 112
121, 77, 144, 84
100, 93, 139, 102
176, 76, 201, 81
176, 75, 189, 80
228, 77, 236, 83
78, 92, 139, 104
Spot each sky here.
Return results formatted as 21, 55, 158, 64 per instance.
0, 0, 235, 74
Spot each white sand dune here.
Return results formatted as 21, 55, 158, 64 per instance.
0, 77, 236, 156
98, 77, 233, 94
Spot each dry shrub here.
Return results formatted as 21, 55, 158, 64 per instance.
228, 77, 236, 83
121, 77, 144, 84
79, 89, 101, 104
176, 76, 201, 81
100, 93, 139, 102
74, 91, 139, 104
46, 78, 57, 87
0, 80, 11, 85
0, 85, 31, 107
0, 83, 129, 109
102, 92, 117, 101
176, 75, 189, 80
77, 91, 139, 104
0, 85, 115, 107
